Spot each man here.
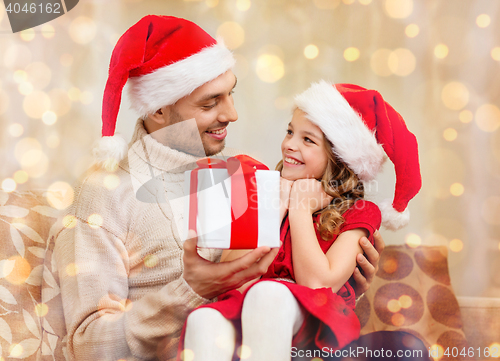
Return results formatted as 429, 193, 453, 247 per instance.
53, 15, 382, 361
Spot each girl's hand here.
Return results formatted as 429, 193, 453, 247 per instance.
280, 177, 294, 220
289, 179, 333, 214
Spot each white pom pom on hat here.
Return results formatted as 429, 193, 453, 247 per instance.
94, 15, 236, 167
92, 135, 128, 171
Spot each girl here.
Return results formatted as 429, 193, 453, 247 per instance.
179, 81, 421, 361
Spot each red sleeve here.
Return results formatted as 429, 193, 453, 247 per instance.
338, 200, 381, 244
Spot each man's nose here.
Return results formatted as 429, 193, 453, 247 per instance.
218, 97, 238, 123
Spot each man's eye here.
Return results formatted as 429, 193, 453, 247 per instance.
203, 103, 217, 109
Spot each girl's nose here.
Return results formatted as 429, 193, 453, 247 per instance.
283, 136, 298, 151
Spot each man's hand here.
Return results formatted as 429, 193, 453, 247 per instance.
183, 232, 279, 299
351, 230, 385, 297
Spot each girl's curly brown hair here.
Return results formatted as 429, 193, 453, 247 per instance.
276, 137, 365, 241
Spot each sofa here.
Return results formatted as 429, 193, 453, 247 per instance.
1, 190, 499, 360
355, 245, 500, 361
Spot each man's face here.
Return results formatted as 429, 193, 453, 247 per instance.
160, 70, 238, 156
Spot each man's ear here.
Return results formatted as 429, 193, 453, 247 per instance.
148, 107, 168, 125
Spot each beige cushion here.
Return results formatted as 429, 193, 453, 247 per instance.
0, 191, 65, 360
458, 296, 500, 351
356, 245, 469, 359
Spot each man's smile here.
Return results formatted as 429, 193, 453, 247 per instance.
205, 127, 228, 140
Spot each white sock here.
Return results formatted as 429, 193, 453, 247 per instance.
240, 281, 305, 361
183, 307, 236, 361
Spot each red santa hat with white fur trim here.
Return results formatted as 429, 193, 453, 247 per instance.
294, 81, 422, 230
94, 15, 235, 169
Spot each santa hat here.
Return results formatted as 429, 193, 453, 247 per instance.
94, 15, 235, 169
294, 81, 422, 230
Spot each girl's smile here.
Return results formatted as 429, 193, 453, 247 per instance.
283, 155, 303, 165
281, 109, 328, 181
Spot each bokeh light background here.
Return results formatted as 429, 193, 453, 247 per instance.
0, 0, 499, 298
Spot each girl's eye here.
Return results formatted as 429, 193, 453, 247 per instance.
305, 137, 315, 144
286, 129, 293, 135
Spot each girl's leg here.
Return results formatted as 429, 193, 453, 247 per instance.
241, 281, 305, 361
184, 308, 236, 361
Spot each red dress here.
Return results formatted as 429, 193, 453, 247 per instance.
178, 200, 381, 358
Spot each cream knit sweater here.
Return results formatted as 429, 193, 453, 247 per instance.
55, 120, 224, 361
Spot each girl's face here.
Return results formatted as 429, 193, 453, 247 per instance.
281, 109, 329, 181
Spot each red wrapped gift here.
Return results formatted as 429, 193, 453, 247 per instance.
183, 155, 280, 249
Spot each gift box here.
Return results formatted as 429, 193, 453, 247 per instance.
183, 155, 281, 249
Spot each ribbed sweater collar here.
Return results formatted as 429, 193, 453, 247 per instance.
128, 119, 201, 175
